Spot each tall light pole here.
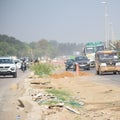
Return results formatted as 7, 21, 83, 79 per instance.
102, 0, 109, 49
109, 22, 113, 42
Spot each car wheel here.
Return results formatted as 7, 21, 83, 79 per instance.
99, 67, 103, 75
13, 72, 17, 78
87, 67, 90, 70
113, 71, 116, 74
73, 65, 76, 71
96, 70, 99, 75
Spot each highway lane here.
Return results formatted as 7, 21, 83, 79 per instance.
0, 69, 30, 120
0, 69, 30, 90
89, 68, 120, 86
63, 66, 120, 86
63, 65, 120, 86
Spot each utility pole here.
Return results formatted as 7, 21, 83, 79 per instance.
102, 0, 109, 49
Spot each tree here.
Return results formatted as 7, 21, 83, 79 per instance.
0, 34, 30, 57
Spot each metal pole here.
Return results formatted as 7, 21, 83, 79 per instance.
102, 1, 109, 49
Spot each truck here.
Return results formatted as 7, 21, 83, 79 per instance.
95, 50, 120, 75
83, 41, 105, 67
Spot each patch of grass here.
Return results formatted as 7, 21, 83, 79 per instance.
39, 100, 60, 106
30, 63, 55, 77
68, 101, 82, 108
45, 89, 82, 108
46, 89, 71, 102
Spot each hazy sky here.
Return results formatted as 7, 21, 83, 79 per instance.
0, 0, 120, 43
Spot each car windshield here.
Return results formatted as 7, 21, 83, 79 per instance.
86, 47, 94, 54
99, 53, 118, 60
96, 46, 104, 52
67, 59, 74, 62
75, 56, 88, 61
0, 59, 14, 64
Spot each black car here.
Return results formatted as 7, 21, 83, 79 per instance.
73, 56, 90, 71
65, 59, 75, 71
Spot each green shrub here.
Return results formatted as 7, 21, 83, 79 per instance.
30, 63, 55, 77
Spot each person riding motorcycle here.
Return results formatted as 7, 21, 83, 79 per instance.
21, 60, 27, 72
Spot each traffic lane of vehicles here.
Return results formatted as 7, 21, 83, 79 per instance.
65, 62, 90, 71
64, 64, 120, 86
65, 56, 90, 71
65, 61, 120, 75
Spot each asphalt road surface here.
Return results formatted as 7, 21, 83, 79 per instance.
0, 69, 30, 91
0, 69, 30, 120
88, 68, 120, 86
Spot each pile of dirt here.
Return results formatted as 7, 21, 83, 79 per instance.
50, 71, 74, 79
78, 71, 93, 76
50, 71, 93, 79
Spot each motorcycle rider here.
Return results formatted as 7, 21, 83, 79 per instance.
21, 59, 27, 71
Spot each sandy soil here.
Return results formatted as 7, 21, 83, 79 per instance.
2, 69, 120, 120
14, 70, 120, 120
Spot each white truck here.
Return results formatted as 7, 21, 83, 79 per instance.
83, 41, 105, 67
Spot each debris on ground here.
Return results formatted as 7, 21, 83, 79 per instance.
65, 106, 80, 114
15, 70, 120, 120
30, 78, 53, 89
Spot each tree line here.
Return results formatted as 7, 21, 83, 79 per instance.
0, 34, 30, 57
0, 34, 84, 59
0, 34, 120, 59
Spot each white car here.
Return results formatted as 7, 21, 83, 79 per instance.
0, 57, 17, 78
14, 59, 22, 69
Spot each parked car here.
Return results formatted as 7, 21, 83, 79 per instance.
73, 56, 90, 71
95, 50, 120, 75
65, 59, 75, 71
0, 57, 17, 78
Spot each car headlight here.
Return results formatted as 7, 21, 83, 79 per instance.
116, 62, 120, 66
100, 63, 107, 67
10, 67, 16, 71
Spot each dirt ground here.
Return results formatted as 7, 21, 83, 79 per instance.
10, 69, 119, 120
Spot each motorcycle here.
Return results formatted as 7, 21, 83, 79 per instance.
21, 62, 27, 72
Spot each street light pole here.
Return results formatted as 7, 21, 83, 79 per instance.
102, 0, 109, 49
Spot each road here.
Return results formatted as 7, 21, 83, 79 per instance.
67, 67, 120, 86
89, 68, 120, 86
0, 69, 30, 93
0, 69, 30, 120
